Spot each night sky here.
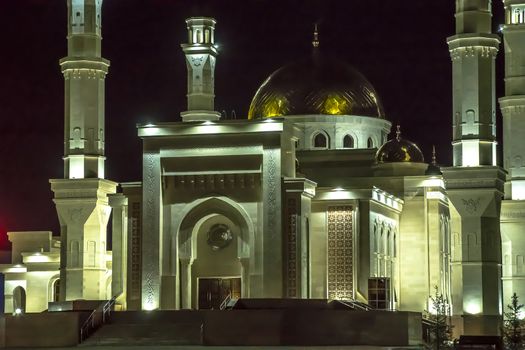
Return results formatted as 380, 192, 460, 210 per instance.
0, 1, 506, 249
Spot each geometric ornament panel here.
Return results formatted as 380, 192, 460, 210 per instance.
327, 206, 353, 300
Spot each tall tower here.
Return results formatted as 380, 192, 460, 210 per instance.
448, 0, 499, 167
62, 0, 108, 179
443, 0, 505, 336
180, 17, 221, 122
50, 0, 116, 301
500, 1, 525, 199
499, 0, 525, 316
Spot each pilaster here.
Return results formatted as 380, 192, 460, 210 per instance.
109, 193, 128, 308
141, 150, 162, 310
283, 178, 316, 298
262, 148, 282, 297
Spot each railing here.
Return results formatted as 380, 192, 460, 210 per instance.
337, 299, 374, 311
219, 293, 232, 310
79, 295, 118, 343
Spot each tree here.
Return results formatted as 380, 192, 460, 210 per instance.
426, 286, 453, 350
503, 293, 524, 350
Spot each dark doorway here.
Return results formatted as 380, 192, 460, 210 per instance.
198, 277, 241, 309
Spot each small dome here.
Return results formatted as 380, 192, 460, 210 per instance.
376, 127, 424, 163
248, 54, 385, 120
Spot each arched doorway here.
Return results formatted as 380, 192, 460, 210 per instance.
192, 215, 241, 309
177, 196, 254, 309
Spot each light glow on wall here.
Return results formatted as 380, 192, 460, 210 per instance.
512, 180, 525, 200
464, 301, 482, 315
143, 301, 156, 311
462, 141, 479, 167
69, 156, 84, 179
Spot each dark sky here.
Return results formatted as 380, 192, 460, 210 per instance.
0, 1, 506, 248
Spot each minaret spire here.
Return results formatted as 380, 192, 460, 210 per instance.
395, 125, 401, 141
447, 0, 499, 167
180, 17, 221, 122
61, 0, 108, 179
312, 23, 320, 48
431, 145, 437, 166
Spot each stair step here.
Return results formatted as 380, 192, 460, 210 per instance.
81, 323, 203, 346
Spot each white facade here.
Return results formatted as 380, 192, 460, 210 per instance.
5, 0, 525, 340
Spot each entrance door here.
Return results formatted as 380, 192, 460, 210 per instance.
198, 277, 241, 309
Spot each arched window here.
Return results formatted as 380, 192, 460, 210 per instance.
196, 29, 202, 43
12, 286, 26, 314
205, 29, 210, 43
367, 137, 374, 148
313, 132, 328, 149
343, 135, 354, 148
515, 8, 523, 24
53, 279, 60, 302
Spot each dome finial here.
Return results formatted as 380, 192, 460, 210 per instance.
432, 145, 437, 166
396, 125, 401, 141
312, 23, 320, 48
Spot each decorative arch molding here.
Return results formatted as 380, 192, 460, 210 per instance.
176, 196, 255, 261
342, 133, 357, 148
48, 274, 60, 302
310, 130, 330, 149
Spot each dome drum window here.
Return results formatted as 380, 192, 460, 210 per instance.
312, 132, 329, 149
343, 135, 354, 148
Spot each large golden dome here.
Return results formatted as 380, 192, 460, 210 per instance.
248, 54, 385, 120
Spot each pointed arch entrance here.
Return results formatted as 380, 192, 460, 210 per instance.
176, 196, 254, 309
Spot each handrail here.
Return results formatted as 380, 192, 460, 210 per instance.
337, 299, 374, 311
79, 294, 118, 343
219, 293, 232, 310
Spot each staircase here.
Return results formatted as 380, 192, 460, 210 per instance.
80, 310, 204, 346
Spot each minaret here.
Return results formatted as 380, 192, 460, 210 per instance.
499, 0, 525, 322
500, 1, 525, 199
50, 0, 116, 302
180, 17, 221, 122
448, 0, 500, 167
443, 0, 505, 336
61, 0, 108, 179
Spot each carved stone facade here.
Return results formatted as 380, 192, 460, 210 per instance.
327, 206, 353, 300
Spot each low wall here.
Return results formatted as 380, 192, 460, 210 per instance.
203, 309, 422, 346
3, 311, 90, 348
0, 316, 5, 348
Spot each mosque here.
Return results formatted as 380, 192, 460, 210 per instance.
2, 0, 525, 339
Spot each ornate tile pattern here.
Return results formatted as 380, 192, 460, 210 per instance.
286, 197, 298, 297
327, 206, 353, 300
130, 201, 142, 301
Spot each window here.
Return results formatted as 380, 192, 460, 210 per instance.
53, 279, 60, 302
368, 278, 391, 310
313, 132, 328, 149
515, 8, 524, 24
343, 135, 354, 148
367, 137, 374, 148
